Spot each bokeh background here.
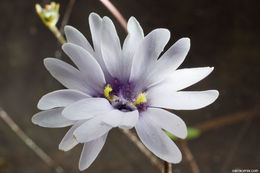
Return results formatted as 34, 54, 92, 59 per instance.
0, 0, 259, 173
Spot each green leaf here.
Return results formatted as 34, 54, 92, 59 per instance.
164, 127, 201, 140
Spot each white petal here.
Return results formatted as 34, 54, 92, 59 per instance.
62, 43, 106, 94
89, 13, 112, 81
157, 67, 214, 91
148, 90, 219, 110
145, 108, 187, 139
64, 25, 94, 55
101, 110, 139, 129
79, 133, 108, 171
89, 13, 102, 56
73, 118, 111, 142
147, 38, 191, 87
123, 17, 144, 58
130, 29, 170, 90
121, 17, 144, 81
100, 16, 122, 79
37, 89, 89, 110
59, 122, 83, 151
62, 98, 113, 120
119, 110, 139, 129
32, 108, 74, 128
157, 38, 190, 71
44, 58, 90, 94
135, 114, 182, 163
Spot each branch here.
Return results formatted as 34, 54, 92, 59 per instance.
120, 129, 163, 172
49, 26, 66, 44
220, 117, 252, 173
163, 161, 172, 173
0, 107, 65, 173
195, 108, 259, 132
178, 140, 200, 173
99, 0, 127, 32
59, 0, 76, 33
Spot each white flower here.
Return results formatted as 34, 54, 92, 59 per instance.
32, 13, 219, 171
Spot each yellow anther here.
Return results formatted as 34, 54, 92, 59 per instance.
73, 135, 78, 142
133, 93, 147, 105
104, 84, 113, 100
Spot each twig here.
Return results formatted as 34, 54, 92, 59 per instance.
195, 108, 259, 132
163, 161, 172, 173
178, 140, 200, 173
59, 0, 76, 34
99, 0, 127, 32
220, 117, 252, 173
0, 107, 65, 173
120, 129, 163, 172
50, 26, 66, 44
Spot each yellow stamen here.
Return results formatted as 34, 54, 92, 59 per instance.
73, 135, 78, 142
133, 93, 147, 105
104, 84, 113, 100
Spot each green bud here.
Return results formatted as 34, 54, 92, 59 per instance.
165, 127, 201, 140
35, 2, 60, 27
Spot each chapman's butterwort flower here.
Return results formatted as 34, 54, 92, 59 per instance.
32, 13, 219, 170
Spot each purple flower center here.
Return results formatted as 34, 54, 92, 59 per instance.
104, 78, 148, 112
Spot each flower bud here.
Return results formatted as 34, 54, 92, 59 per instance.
35, 2, 60, 27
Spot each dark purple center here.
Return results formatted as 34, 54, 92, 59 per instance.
106, 78, 148, 112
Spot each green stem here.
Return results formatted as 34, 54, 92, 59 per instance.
49, 25, 66, 44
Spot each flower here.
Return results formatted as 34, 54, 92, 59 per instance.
35, 2, 60, 27
32, 12, 219, 170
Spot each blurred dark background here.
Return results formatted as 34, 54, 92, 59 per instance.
0, 0, 259, 173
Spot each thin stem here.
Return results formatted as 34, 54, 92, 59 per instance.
0, 107, 65, 173
49, 25, 66, 44
59, 0, 76, 33
99, 0, 127, 32
220, 117, 252, 173
178, 140, 200, 173
163, 161, 172, 173
195, 108, 259, 132
120, 129, 163, 172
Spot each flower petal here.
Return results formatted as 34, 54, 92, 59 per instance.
145, 108, 187, 139
62, 98, 113, 120
59, 122, 84, 151
156, 67, 214, 91
37, 89, 89, 110
79, 133, 108, 171
146, 38, 190, 87
32, 108, 74, 128
100, 110, 139, 129
148, 90, 219, 110
89, 13, 102, 56
100, 16, 122, 79
135, 114, 182, 163
73, 118, 111, 143
64, 25, 94, 56
62, 43, 106, 94
123, 17, 144, 59
89, 13, 111, 80
130, 29, 170, 90
44, 58, 90, 94
121, 17, 144, 81
157, 38, 190, 72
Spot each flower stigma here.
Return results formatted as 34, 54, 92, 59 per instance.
104, 84, 148, 112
